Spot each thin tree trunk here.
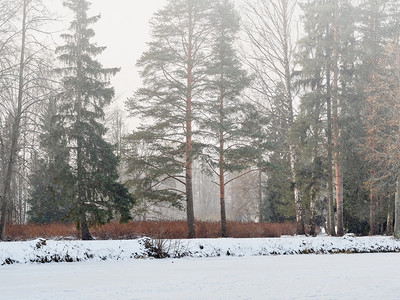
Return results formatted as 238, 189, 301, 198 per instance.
18, 156, 23, 224
290, 146, 305, 234
0, 0, 28, 240
309, 101, 321, 237
258, 170, 263, 222
326, 49, 336, 236
369, 191, 377, 235
282, 0, 304, 235
185, 2, 195, 238
219, 82, 227, 237
309, 186, 317, 236
387, 198, 394, 236
396, 110, 400, 238
394, 175, 400, 238
333, 0, 344, 236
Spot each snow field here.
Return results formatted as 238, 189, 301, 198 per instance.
2, 254, 400, 299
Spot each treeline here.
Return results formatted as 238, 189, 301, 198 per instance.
1, 0, 400, 240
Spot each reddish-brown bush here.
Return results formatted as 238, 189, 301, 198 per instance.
7, 223, 79, 241
6, 221, 297, 241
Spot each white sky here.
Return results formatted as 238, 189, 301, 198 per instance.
47, 0, 168, 110
88, 0, 168, 104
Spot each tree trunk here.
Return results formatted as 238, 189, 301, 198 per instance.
309, 101, 321, 237
80, 212, 92, 240
394, 175, 400, 238
291, 146, 305, 235
77, 135, 92, 240
309, 187, 317, 236
258, 170, 264, 222
387, 198, 394, 236
186, 135, 195, 239
185, 2, 195, 238
326, 50, 336, 236
219, 160, 227, 237
282, 0, 304, 235
333, 0, 344, 236
0, 0, 28, 240
219, 83, 227, 237
369, 191, 377, 235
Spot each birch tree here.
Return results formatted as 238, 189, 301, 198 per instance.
243, 0, 305, 234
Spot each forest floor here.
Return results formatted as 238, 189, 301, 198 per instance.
2, 253, 400, 299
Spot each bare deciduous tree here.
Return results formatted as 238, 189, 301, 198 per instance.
242, 0, 305, 234
0, 0, 55, 240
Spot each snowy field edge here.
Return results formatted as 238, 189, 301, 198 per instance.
2, 235, 400, 265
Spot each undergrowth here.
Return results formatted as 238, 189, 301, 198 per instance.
6, 221, 297, 241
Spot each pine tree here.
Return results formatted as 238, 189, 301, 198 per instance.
198, 0, 266, 237
55, 0, 134, 240
126, 0, 212, 238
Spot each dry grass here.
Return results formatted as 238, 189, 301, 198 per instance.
6, 221, 297, 241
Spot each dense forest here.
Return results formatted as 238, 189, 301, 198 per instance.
1, 0, 400, 240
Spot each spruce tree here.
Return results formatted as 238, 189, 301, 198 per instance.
296, 0, 366, 235
55, 0, 134, 240
296, 0, 337, 235
28, 97, 74, 223
358, 0, 400, 235
364, 42, 400, 237
263, 88, 296, 223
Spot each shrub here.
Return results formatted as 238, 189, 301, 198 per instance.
7, 221, 297, 241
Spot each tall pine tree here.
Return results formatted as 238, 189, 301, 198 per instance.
199, 0, 266, 237
126, 0, 212, 238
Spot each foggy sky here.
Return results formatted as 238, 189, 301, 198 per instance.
48, 0, 168, 110
88, 0, 168, 103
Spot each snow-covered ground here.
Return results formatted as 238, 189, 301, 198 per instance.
2, 253, 400, 299
2, 235, 400, 264
2, 236, 400, 299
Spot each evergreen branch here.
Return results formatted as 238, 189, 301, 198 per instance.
224, 168, 260, 186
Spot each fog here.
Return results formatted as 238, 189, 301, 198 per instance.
46, 0, 168, 107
